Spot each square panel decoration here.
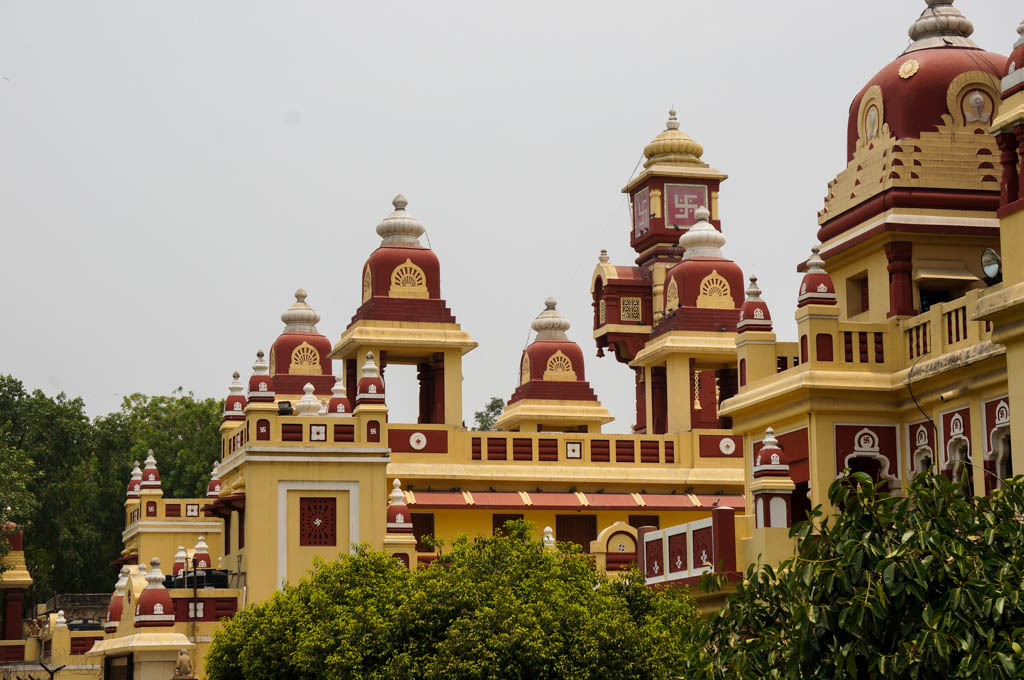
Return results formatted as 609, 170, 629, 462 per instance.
299, 497, 337, 546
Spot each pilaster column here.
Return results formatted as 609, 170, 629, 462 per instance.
1017, 126, 1024, 203
3, 590, 23, 640
997, 132, 1020, 206
884, 241, 916, 317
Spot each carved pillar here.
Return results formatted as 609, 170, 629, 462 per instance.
1017, 126, 1024, 202
431, 353, 445, 425
998, 132, 1021, 206
884, 241, 916, 318
650, 367, 667, 435
634, 368, 646, 433
3, 590, 22, 640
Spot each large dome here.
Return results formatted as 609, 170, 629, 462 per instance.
845, 46, 1005, 161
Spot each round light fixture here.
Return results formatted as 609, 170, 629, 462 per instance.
981, 248, 1002, 281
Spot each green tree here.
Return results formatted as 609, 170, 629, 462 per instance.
471, 396, 504, 431
684, 472, 1024, 680
206, 521, 702, 680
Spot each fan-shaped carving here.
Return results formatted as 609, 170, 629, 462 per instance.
389, 259, 429, 299
289, 342, 322, 375
520, 353, 531, 385
696, 270, 733, 310
543, 350, 577, 382
362, 266, 372, 303
665, 278, 679, 312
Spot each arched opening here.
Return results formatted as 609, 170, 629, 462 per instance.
946, 438, 972, 495
848, 455, 887, 491
790, 481, 811, 524
913, 447, 934, 477
993, 427, 1012, 489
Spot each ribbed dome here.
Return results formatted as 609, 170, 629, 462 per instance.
531, 298, 571, 340
643, 109, 704, 167
905, 1, 976, 53
678, 206, 725, 259
375, 194, 426, 246
280, 289, 321, 333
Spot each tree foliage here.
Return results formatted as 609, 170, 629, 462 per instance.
471, 396, 504, 431
206, 521, 701, 680
0, 375, 221, 604
683, 472, 1024, 680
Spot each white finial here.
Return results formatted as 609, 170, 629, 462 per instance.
390, 478, 405, 505
137, 563, 148, 576
745, 276, 763, 302
280, 289, 321, 333
763, 427, 780, 449
114, 567, 130, 593
145, 557, 165, 586
252, 350, 269, 375
531, 298, 571, 340
665, 108, 679, 131
172, 546, 187, 574
905, 0, 976, 53
361, 352, 381, 379
376, 194, 426, 246
295, 383, 320, 416
144, 450, 157, 469
318, 398, 328, 416
598, 249, 609, 264
679, 206, 726, 259
1017, 18, 1024, 48
210, 460, 219, 478
331, 375, 348, 399
130, 460, 142, 478
542, 526, 555, 547
55, 610, 67, 627
194, 537, 209, 553
805, 246, 826, 274
227, 372, 244, 396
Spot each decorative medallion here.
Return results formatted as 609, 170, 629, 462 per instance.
289, 342, 321, 375
543, 350, 577, 382
389, 259, 429, 299
299, 497, 337, 546
409, 432, 427, 451
898, 59, 920, 80
696, 270, 733, 309
718, 438, 736, 456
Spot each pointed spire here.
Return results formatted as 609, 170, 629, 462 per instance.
679, 206, 726, 259
114, 566, 130, 594
144, 557, 165, 588
745, 276, 763, 302
295, 383, 321, 416
531, 297, 571, 341
141, 450, 161, 490
127, 460, 142, 498
332, 375, 348, 400
376, 194, 427, 246
280, 289, 321, 333
905, 0, 976, 53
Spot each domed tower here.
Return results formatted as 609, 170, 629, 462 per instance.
330, 195, 476, 426
495, 298, 612, 433
816, 0, 1007, 321
269, 289, 335, 399
222, 371, 247, 424
592, 110, 731, 433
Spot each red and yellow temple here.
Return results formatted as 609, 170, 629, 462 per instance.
3, 2, 1024, 678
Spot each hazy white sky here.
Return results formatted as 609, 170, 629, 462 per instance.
1, 1, 1019, 430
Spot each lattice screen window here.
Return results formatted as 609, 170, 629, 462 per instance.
299, 497, 337, 546
620, 297, 642, 322
599, 299, 606, 325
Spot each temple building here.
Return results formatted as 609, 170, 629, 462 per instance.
2, 2, 1024, 677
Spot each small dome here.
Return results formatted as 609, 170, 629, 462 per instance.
247, 350, 275, 402
678, 207, 725, 259
753, 427, 791, 478
294, 383, 321, 416
281, 289, 321, 333
531, 298, 571, 340
643, 109, 704, 167
797, 247, 837, 307
223, 371, 247, 421
356, 352, 386, 405
386, 479, 413, 534
375, 194, 426, 246
327, 375, 353, 416
134, 557, 174, 627
1006, 20, 1024, 85
207, 462, 222, 499
192, 537, 211, 569
140, 450, 161, 490
126, 460, 142, 498
105, 567, 130, 633
737, 276, 773, 333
